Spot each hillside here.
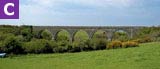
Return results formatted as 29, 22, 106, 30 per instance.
0, 42, 160, 69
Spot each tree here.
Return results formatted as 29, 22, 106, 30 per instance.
56, 30, 70, 42
113, 31, 129, 42
40, 29, 52, 40
20, 27, 32, 41
2, 35, 23, 54
23, 39, 57, 54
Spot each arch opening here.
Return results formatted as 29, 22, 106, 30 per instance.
39, 29, 53, 40
92, 30, 108, 39
73, 30, 89, 42
112, 30, 129, 41
55, 30, 70, 42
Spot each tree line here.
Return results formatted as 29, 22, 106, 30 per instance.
0, 25, 159, 55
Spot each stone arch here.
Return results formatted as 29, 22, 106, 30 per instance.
38, 29, 53, 40
72, 30, 90, 42
115, 29, 130, 35
92, 30, 108, 39
54, 29, 70, 41
112, 29, 129, 41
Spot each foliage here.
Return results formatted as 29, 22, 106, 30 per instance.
20, 26, 33, 41
0, 35, 23, 54
132, 37, 152, 43
107, 40, 122, 49
0, 32, 14, 41
56, 40, 71, 53
40, 29, 52, 40
72, 41, 89, 52
56, 30, 70, 42
1, 42, 160, 69
122, 41, 139, 48
72, 30, 90, 52
93, 30, 107, 39
113, 31, 129, 42
89, 38, 107, 50
74, 30, 89, 42
0, 25, 159, 55
0, 25, 20, 35
89, 30, 108, 50
23, 39, 56, 54
135, 27, 160, 42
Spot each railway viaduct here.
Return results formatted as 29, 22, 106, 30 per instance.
33, 26, 143, 41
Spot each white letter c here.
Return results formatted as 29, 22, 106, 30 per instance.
4, 3, 15, 16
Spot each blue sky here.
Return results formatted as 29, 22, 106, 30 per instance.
0, 0, 160, 26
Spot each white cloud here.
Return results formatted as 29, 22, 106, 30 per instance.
1, 0, 159, 26
16, 0, 139, 26
20, 0, 135, 16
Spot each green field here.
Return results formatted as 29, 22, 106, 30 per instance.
0, 42, 160, 69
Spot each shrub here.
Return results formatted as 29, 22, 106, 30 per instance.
23, 39, 45, 53
56, 40, 71, 53
20, 27, 33, 42
89, 38, 107, 50
74, 30, 89, 42
107, 40, 122, 49
131, 39, 140, 43
142, 37, 152, 43
40, 29, 52, 40
1, 35, 24, 54
48, 40, 58, 53
56, 30, 70, 42
0, 33, 14, 41
72, 41, 82, 52
71, 41, 89, 52
0, 41, 4, 53
133, 37, 152, 43
23, 39, 72, 54
112, 31, 129, 42
42, 40, 57, 53
23, 39, 56, 54
122, 41, 139, 48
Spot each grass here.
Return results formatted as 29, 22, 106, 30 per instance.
0, 42, 160, 69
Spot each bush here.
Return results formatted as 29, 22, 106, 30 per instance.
23, 39, 44, 54
56, 40, 71, 53
56, 30, 70, 42
74, 30, 89, 42
0, 41, 4, 53
1, 35, 24, 54
0, 33, 14, 41
89, 38, 107, 50
20, 27, 33, 42
122, 41, 139, 48
107, 40, 122, 49
72, 41, 82, 52
23, 39, 56, 54
112, 31, 129, 42
133, 37, 152, 43
71, 41, 89, 52
40, 29, 52, 40
142, 37, 152, 43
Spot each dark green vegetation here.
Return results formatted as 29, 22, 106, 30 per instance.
0, 42, 160, 69
0, 25, 160, 54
